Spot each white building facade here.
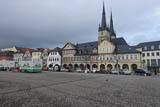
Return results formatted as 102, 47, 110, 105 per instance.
47, 48, 61, 68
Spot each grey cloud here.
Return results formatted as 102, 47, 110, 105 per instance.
0, 0, 160, 49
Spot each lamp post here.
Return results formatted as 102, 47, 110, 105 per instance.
115, 43, 119, 71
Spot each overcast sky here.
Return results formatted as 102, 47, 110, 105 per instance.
0, 0, 160, 49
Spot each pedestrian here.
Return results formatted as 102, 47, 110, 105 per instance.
154, 70, 157, 75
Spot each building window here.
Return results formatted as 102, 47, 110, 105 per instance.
135, 55, 137, 60
142, 53, 145, 57
122, 56, 124, 60
130, 55, 133, 60
151, 59, 157, 66
118, 56, 121, 60
151, 46, 154, 50
147, 59, 150, 66
103, 56, 105, 60
157, 52, 159, 56
110, 57, 112, 60
152, 52, 155, 56
143, 60, 146, 64
158, 59, 160, 66
85, 50, 88, 54
159, 45, 160, 49
147, 53, 150, 57
144, 46, 147, 50
126, 55, 128, 60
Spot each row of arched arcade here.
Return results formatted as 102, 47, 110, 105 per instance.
63, 64, 98, 71
63, 63, 138, 72
100, 64, 138, 71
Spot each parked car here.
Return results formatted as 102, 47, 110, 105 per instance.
61, 68, 68, 72
144, 70, 152, 76
42, 67, 48, 71
134, 69, 152, 76
119, 69, 131, 75
48, 67, 54, 71
54, 66, 61, 71
85, 69, 90, 73
92, 68, 98, 73
109, 69, 119, 74
77, 68, 83, 73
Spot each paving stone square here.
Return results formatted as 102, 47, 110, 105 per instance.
0, 71, 160, 107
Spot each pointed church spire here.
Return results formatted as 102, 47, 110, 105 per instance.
101, 1, 107, 30
110, 11, 116, 37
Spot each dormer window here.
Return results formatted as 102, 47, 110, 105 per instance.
151, 46, 154, 50
144, 46, 147, 50
84, 50, 88, 54
93, 49, 97, 53
79, 50, 82, 54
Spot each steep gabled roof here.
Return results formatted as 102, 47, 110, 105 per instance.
62, 42, 76, 50
50, 47, 62, 56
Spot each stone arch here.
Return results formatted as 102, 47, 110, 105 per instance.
54, 64, 61, 71
68, 64, 73, 69
107, 64, 113, 71
131, 64, 138, 71
49, 64, 53, 68
100, 64, 105, 71
63, 64, 67, 69
92, 64, 98, 69
80, 64, 85, 70
115, 64, 120, 71
123, 64, 129, 70
74, 64, 79, 70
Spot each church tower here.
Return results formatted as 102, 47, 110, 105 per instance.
110, 11, 116, 39
98, 2, 110, 45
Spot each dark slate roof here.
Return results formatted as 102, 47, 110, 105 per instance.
116, 45, 140, 54
15, 46, 23, 50
111, 37, 128, 45
73, 37, 139, 55
136, 41, 160, 51
76, 41, 98, 55
0, 51, 14, 57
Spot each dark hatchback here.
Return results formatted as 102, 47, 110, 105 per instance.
134, 69, 152, 76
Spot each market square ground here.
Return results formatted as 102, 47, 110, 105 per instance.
0, 71, 160, 107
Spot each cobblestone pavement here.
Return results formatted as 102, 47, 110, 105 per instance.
0, 71, 160, 107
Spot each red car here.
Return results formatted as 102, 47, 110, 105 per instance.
42, 67, 48, 71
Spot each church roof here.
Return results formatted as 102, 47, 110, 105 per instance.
75, 37, 138, 55
111, 37, 128, 45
